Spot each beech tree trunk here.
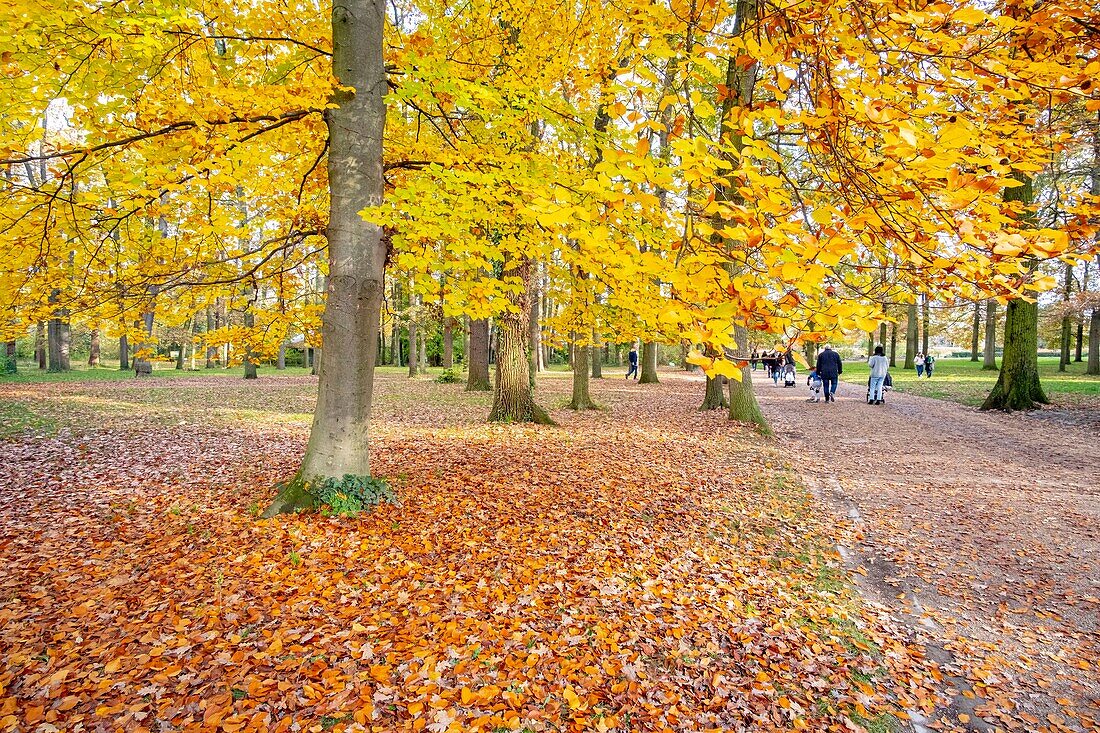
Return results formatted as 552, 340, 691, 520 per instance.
700, 374, 728, 410
970, 302, 981, 361
205, 307, 217, 368
490, 257, 552, 423
443, 318, 454, 368
590, 334, 603, 379
1087, 307, 1100, 375
889, 321, 897, 367
982, 298, 1049, 410
728, 327, 769, 432
1059, 261, 1073, 372
407, 297, 418, 378
983, 300, 998, 370
904, 302, 917, 369
466, 319, 491, 391
639, 341, 659, 383
264, 0, 388, 516
3, 341, 15, 373
243, 309, 258, 379
47, 318, 65, 372
119, 334, 129, 371
570, 332, 598, 410
88, 329, 101, 366
277, 343, 286, 370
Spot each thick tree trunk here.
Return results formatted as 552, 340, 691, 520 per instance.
3, 341, 15, 373
1087, 307, 1100, 375
88, 329, 101, 367
570, 333, 599, 410
639, 341, 659, 383
700, 374, 728, 410
466, 319, 491, 391
47, 318, 64, 372
277, 343, 286, 370
921, 296, 930, 356
265, 0, 388, 515
904, 302, 917, 369
983, 300, 998, 370
970, 302, 981, 361
878, 322, 887, 354
728, 328, 769, 432
119, 334, 129, 371
443, 318, 454, 368
982, 298, 1049, 411
490, 257, 552, 423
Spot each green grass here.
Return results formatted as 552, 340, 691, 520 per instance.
0, 402, 59, 439
840, 356, 1099, 406
0, 362, 314, 383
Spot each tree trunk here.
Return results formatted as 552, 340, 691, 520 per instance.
970, 302, 981, 361
570, 333, 599, 410
490, 257, 552, 423
639, 341, 659, 383
728, 328, 769, 432
700, 373, 728, 410
407, 296, 418, 378
590, 334, 603, 379
277, 343, 286, 370
3, 341, 15, 373
418, 326, 427, 373
1087, 307, 1100, 375
529, 264, 542, 374
983, 299, 998, 370
1059, 260, 1073, 372
889, 320, 898, 367
921, 296, 930, 356
878, 322, 887, 353
904, 302, 917, 369
265, 0, 388, 515
981, 298, 1049, 411
88, 329, 101, 367
462, 316, 470, 369
243, 308, 258, 379
35, 322, 46, 369
466, 318, 491, 391
1075, 318, 1084, 362
443, 318, 454, 368
205, 306, 216, 368
119, 334, 129, 371
47, 318, 64, 372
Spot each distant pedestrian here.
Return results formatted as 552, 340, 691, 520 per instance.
915, 352, 925, 378
751, 350, 759, 371
626, 345, 639, 379
815, 344, 843, 402
771, 353, 781, 385
924, 353, 935, 378
867, 345, 888, 405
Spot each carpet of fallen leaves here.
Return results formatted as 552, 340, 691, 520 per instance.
757, 378, 1100, 733
0, 369, 938, 733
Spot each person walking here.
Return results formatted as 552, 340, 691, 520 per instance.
915, 352, 925, 378
751, 349, 759, 371
771, 352, 781, 385
815, 344, 843, 402
867, 345, 888, 405
924, 353, 935, 378
625, 345, 639, 380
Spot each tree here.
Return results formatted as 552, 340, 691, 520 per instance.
264, 0, 388, 515
488, 256, 552, 424
904, 303, 918, 369
970, 302, 981, 361
466, 319, 491, 391
983, 300, 999, 370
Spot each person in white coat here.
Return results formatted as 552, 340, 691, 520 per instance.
868, 345, 889, 405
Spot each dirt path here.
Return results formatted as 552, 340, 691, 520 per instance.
755, 376, 1100, 733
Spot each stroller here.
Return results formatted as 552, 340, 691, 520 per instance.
783, 363, 797, 387
867, 373, 893, 403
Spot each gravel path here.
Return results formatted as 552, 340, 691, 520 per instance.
755, 376, 1100, 733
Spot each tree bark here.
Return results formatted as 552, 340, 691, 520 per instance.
88, 329, 101, 367
529, 263, 542, 374
265, 0, 388, 515
639, 341, 659, 383
700, 373, 728, 410
490, 257, 552, 423
728, 327, 769, 432
277, 343, 286, 370
889, 320, 898, 367
3, 341, 15, 373
1087, 306, 1100, 375
443, 317, 454, 368
407, 294, 418, 378
35, 322, 46, 369
981, 298, 1049, 410
1059, 260, 1073, 372
590, 335, 603, 379
970, 302, 981, 361
466, 318, 491, 391
570, 332, 599, 410
243, 308, 258, 379
904, 302, 917, 369
983, 299, 998, 370
47, 318, 64, 371
119, 334, 129, 371
205, 306, 217, 368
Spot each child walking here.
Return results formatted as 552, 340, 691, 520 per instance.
807, 368, 823, 402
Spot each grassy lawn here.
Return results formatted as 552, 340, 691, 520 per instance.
840, 356, 1099, 407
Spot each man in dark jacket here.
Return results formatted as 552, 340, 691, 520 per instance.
814, 344, 843, 402
625, 345, 639, 380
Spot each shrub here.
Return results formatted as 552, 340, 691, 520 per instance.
435, 368, 460, 384
311, 474, 395, 516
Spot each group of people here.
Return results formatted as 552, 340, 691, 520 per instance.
750, 349, 797, 386
804, 344, 892, 405
914, 352, 935, 378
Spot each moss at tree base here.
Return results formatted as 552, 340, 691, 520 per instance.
261, 473, 318, 517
